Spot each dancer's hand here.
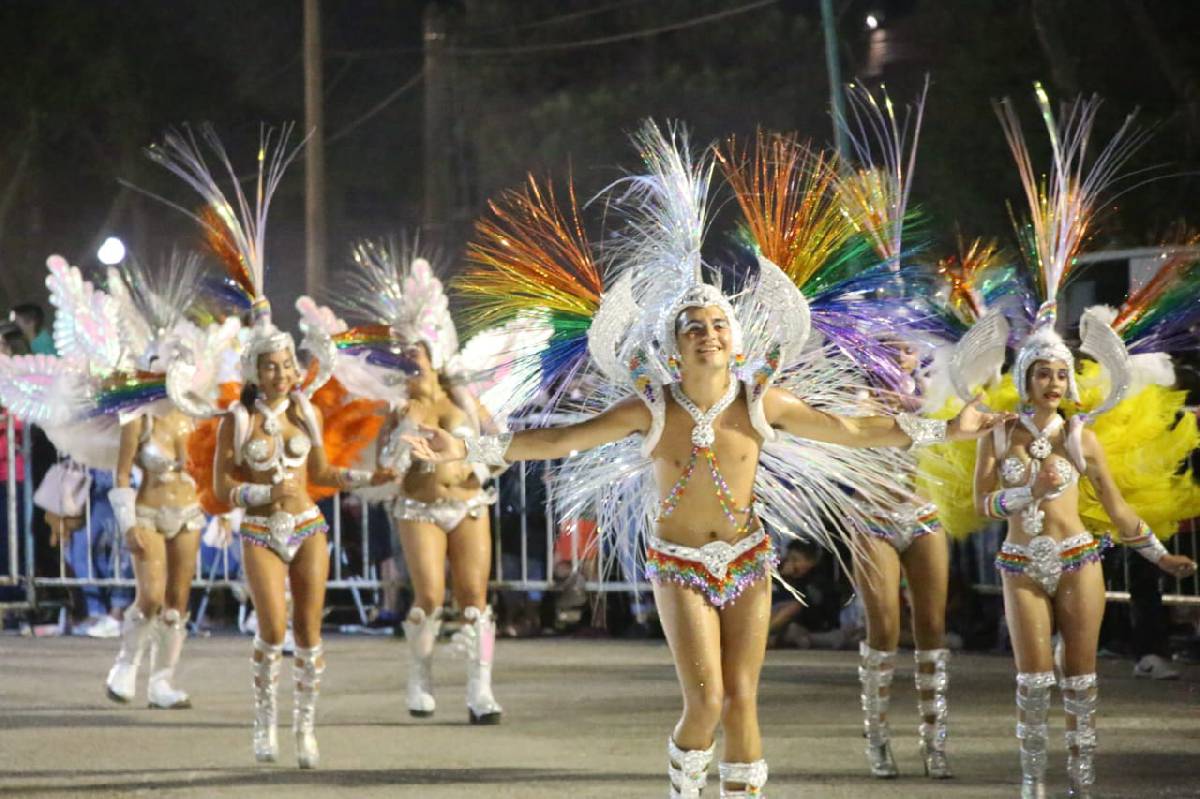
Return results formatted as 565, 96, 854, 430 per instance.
269, 475, 302, 504
124, 526, 146, 557
947, 396, 1015, 441
369, 468, 397, 486
1032, 459, 1066, 499
403, 425, 467, 463
1159, 553, 1197, 579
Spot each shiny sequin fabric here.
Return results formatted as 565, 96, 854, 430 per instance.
645, 530, 776, 608
240, 506, 329, 563
995, 532, 1109, 596
862, 502, 941, 554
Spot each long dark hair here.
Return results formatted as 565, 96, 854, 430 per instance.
240, 382, 259, 411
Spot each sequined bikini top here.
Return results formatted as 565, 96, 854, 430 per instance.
244, 399, 311, 476
136, 414, 193, 484
996, 414, 1083, 534
232, 394, 322, 485
658, 379, 755, 534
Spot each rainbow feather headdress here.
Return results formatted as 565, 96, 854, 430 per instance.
950, 85, 1154, 418
142, 124, 307, 387
717, 81, 957, 393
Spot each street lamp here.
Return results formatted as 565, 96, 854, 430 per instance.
97, 236, 126, 266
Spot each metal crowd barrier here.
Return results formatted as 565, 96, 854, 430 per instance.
5, 410, 1198, 623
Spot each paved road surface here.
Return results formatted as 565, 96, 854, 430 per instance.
1, 635, 1196, 797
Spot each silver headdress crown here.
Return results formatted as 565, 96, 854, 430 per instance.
343, 239, 458, 372
602, 120, 744, 383
1014, 301, 1078, 403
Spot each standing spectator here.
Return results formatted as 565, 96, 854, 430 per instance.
0, 328, 29, 611
11, 304, 60, 581
64, 469, 134, 637
10, 303, 55, 355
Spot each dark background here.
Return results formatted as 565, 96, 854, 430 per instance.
1, 0, 1198, 330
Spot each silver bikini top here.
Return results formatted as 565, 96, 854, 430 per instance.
232, 394, 321, 484
136, 414, 194, 485
995, 414, 1085, 534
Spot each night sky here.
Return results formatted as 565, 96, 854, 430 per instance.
1, 0, 1198, 329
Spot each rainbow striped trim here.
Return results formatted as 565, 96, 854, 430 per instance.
645, 536, 776, 608
995, 535, 1109, 575
240, 511, 329, 551
864, 505, 942, 541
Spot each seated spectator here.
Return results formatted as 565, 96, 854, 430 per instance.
769, 540, 847, 649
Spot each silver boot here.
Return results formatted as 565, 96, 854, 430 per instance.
914, 648, 952, 778
455, 606, 502, 724
667, 737, 714, 798
718, 759, 768, 798
859, 642, 899, 778
293, 643, 324, 769
1061, 673, 1098, 799
147, 608, 192, 709
1016, 671, 1055, 799
401, 607, 441, 717
105, 606, 154, 703
251, 637, 283, 763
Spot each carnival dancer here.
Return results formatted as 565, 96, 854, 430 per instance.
927, 85, 1199, 798
145, 125, 394, 768
103, 255, 213, 709
714, 77, 962, 778
328, 240, 527, 724
409, 121, 1009, 797
834, 80, 952, 779
0, 252, 237, 709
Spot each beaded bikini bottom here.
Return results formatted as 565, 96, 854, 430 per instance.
861, 501, 941, 554
995, 532, 1108, 597
645, 529, 776, 608
240, 506, 328, 564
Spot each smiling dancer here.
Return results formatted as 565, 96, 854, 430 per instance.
928, 86, 1200, 799
408, 121, 1008, 798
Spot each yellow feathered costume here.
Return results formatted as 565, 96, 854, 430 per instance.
918, 360, 1200, 541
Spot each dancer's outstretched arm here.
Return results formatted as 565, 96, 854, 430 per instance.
406, 397, 651, 464
764, 388, 1011, 449
1082, 428, 1197, 578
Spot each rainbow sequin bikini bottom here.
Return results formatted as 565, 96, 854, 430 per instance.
861, 501, 941, 554
240, 506, 329, 563
995, 532, 1108, 597
645, 529, 776, 608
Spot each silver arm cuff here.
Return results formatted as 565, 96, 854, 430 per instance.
896, 413, 947, 448
338, 469, 373, 490
229, 482, 273, 508
1125, 522, 1170, 564
465, 433, 512, 468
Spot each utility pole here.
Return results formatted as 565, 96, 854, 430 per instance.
423, 2, 451, 233
303, 0, 326, 295
820, 0, 850, 162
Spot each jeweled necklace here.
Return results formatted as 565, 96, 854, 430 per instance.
1019, 413, 1063, 461
1017, 413, 1066, 534
660, 379, 752, 531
